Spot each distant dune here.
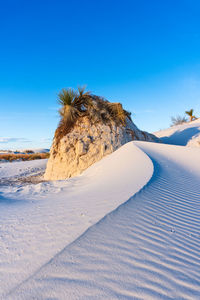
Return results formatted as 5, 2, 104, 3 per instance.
154, 118, 200, 147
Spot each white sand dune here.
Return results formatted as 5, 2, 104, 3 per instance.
0, 159, 47, 179
4, 142, 200, 300
0, 143, 153, 298
155, 118, 200, 147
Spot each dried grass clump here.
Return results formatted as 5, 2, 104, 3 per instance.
0, 153, 49, 162
106, 102, 131, 126
54, 119, 71, 148
171, 115, 187, 126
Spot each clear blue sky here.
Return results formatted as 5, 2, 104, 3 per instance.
1, 0, 200, 149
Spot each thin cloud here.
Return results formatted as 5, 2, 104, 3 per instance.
0, 137, 31, 144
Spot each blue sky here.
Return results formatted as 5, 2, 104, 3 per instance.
1, 0, 200, 149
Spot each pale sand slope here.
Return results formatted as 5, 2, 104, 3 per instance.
0, 159, 47, 179
0, 143, 153, 298
154, 118, 200, 147
6, 142, 200, 300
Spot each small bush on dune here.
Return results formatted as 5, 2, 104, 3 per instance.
171, 109, 198, 126
171, 115, 187, 126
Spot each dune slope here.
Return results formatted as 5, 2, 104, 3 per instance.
0, 142, 153, 298
155, 118, 200, 147
6, 142, 200, 300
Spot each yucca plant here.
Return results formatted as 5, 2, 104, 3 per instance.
77, 85, 91, 98
185, 109, 197, 122
58, 88, 81, 124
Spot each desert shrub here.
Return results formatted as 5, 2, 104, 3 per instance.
9, 156, 17, 162
0, 152, 49, 162
28, 154, 40, 160
0, 154, 12, 161
171, 115, 187, 126
28, 153, 49, 160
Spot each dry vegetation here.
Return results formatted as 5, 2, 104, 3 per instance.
54, 86, 132, 147
171, 109, 198, 126
0, 152, 49, 162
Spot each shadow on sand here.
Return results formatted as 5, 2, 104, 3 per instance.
0, 192, 27, 205
161, 127, 200, 145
